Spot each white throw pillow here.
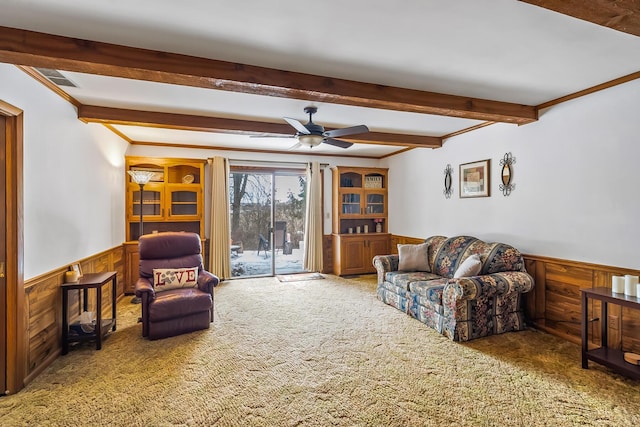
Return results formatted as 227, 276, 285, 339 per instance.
153, 267, 198, 292
398, 243, 430, 272
453, 254, 482, 278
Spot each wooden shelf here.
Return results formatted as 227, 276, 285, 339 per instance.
126, 156, 205, 241
582, 287, 640, 379
585, 347, 640, 379
67, 319, 115, 344
332, 166, 390, 275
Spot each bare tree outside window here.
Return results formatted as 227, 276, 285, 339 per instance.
229, 171, 307, 277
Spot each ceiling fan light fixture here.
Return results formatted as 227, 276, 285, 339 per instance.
298, 134, 324, 147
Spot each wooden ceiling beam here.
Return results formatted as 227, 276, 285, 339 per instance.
345, 131, 441, 148
129, 140, 383, 159
79, 105, 299, 135
520, 0, 640, 37
536, 71, 640, 110
0, 26, 537, 125
78, 105, 442, 148
442, 122, 496, 141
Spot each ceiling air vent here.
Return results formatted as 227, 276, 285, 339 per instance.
34, 68, 77, 87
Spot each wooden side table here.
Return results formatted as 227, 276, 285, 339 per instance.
581, 287, 640, 379
62, 271, 117, 355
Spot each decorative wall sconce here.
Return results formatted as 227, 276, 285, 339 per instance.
499, 152, 516, 196
443, 164, 453, 199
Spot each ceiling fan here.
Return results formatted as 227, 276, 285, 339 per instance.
282, 106, 369, 149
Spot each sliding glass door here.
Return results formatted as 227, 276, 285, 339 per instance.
229, 168, 307, 278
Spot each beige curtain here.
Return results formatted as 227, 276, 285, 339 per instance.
208, 157, 231, 280
303, 161, 323, 272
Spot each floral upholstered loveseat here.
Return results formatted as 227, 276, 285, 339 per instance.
373, 235, 534, 341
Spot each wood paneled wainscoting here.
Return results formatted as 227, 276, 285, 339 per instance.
391, 235, 425, 249
21, 245, 124, 386
524, 254, 640, 353
391, 235, 640, 353
322, 234, 334, 275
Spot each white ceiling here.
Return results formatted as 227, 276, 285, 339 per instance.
1, 0, 639, 157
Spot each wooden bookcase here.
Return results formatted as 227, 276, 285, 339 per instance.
124, 157, 205, 294
125, 156, 205, 241
332, 166, 390, 275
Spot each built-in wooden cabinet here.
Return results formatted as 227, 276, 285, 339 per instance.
125, 156, 205, 241
123, 241, 141, 295
333, 233, 390, 276
332, 166, 390, 275
124, 157, 205, 294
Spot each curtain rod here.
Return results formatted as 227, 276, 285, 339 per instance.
225, 159, 329, 168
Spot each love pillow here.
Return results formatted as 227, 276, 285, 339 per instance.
153, 267, 198, 292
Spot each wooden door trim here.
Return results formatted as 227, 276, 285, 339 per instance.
0, 115, 4, 393
0, 99, 25, 394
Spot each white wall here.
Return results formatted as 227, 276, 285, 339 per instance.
0, 64, 129, 279
126, 145, 380, 235
12, 61, 632, 274
383, 79, 640, 270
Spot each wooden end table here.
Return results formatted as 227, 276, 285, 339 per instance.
581, 287, 640, 379
62, 271, 117, 355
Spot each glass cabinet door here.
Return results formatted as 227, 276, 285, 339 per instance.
130, 185, 163, 219
365, 192, 386, 215
341, 191, 362, 215
167, 186, 201, 219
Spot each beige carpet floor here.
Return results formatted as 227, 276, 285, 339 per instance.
1, 275, 639, 426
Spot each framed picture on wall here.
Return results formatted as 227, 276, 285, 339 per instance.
460, 159, 490, 198
71, 263, 83, 278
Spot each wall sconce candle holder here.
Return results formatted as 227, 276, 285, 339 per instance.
443, 164, 453, 199
499, 152, 516, 196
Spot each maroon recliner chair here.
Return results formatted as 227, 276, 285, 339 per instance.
134, 232, 219, 340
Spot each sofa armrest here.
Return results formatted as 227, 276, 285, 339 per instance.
197, 270, 220, 294
134, 277, 155, 299
444, 271, 534, 302
372, 255, 400, 284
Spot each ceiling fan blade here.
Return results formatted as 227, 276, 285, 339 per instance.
284, 117, 310, 134
324, 125, 369, 138
288, 141, 302, 151
323, 138, 353, 149
249, 134, 296, 139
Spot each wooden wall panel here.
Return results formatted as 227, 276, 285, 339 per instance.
523, 253, 640, 351
322, 234, 333, 274
524, 259, 539, 321
123, 242, 139, 294
112, 246, 125, 296
545, 263, 593, 287
22, 245, 125, 384
25, 274, 64, 375
526, 259, 547, 323
93, 253, 110, 273
391, 235, 425, 253
622, 308, 640, 354
543, 263, 591, 341
27, 322, 58, 375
